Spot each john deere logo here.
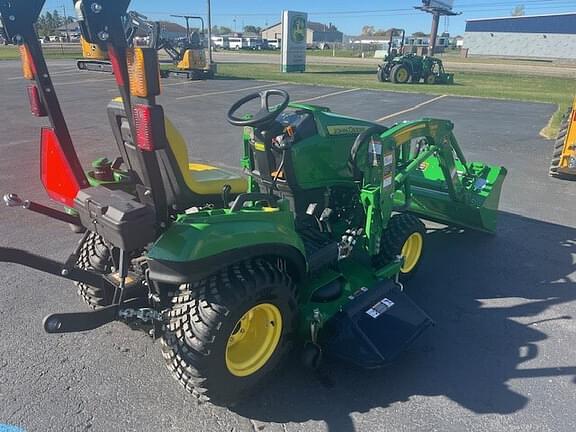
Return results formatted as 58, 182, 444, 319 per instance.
291, 16, 306, 43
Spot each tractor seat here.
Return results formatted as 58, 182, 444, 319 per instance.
107, 98, 246, 201
164, 118, 247, 196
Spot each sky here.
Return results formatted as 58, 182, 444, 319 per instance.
44, 1, 576, 36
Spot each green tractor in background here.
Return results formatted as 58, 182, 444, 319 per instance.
1, 0, 504, 406
377, 29, 454, 85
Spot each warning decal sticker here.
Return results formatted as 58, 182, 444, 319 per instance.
366, 298, 395, 318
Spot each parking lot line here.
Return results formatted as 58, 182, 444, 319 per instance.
175, 82, 288, 100
54, 77, 117, 86
376, 94, 448, 122
162, 80, 205, 87
107, 79, 204, 92
295, 88, 361, 103
6, 68, 79, 81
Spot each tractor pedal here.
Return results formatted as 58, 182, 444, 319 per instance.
104, 271, 144, 297
43, 305, 118, 334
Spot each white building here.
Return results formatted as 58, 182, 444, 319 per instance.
261, 21, 343, 49
464, 12, 576, 59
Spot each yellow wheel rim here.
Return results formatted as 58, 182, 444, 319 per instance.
225, 303, 283, 377
397, 68, 408, 82
401, 232, 423, 273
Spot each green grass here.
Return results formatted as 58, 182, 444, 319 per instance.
217, 63, 576, 138
0, 46, 81, 60
306, 49, 375, 58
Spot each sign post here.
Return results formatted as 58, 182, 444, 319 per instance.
281, 10, 307, 73
416, 1, 460, 54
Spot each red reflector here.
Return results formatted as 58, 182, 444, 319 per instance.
26, 85, 47, 117
40, 128, 82, 207
133, 104, 155, 151
108, 44, 125, 86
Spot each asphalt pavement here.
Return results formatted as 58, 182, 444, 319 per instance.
0, 60, 575, 432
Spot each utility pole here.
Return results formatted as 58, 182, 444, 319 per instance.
429, 10, 441, 53
61, 1, 69, 42
206, 0, 213, 65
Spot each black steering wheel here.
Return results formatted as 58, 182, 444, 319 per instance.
349, 125, 389, 180
227, 89, 290, 128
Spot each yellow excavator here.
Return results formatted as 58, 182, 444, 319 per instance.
76, 12, 139, 73
158, 15, 216, 80
77, 36, 113, 72
77, 12, 215, 79
550, 97, 576, 180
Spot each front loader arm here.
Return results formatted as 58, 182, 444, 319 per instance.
381, 119, 468, 202
356, 118, 507, 234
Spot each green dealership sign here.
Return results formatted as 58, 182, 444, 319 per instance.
281, 10, 307, 73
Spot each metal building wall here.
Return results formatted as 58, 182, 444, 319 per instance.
463, 32, 576, 59
466, 13, 576, 34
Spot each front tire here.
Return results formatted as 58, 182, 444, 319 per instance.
375, 214, 426, 281
425, 74, 437, 85
161, 259, 297, 404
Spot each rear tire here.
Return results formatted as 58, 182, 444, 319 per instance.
391, 64, 410, 84
161, 258, 297, 404
75, 232, 114, 309
374, 214, 426, 281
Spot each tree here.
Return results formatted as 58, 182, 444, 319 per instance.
243, 25, 262, 35
52, 9, 61, 26
35, 10, 68, 37
511, 5, 525, 16
362, 25, 375, 36
211, 25, 233, 35
372, 30, 384, 36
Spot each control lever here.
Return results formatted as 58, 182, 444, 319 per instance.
3, 193, 81, 226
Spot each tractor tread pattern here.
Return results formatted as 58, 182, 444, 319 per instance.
391, 64, 410, 84
75, 232, 113, 309
375, 213, 426, 280
161, 258, 296, 404
549, 109, 575, 179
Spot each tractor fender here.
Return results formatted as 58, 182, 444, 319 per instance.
147, 214, 307, 284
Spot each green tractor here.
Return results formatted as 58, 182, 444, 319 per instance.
377, 30, 454, 85
1, 0, 505, 405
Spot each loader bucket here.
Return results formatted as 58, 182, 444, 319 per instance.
398, 158, 508, 234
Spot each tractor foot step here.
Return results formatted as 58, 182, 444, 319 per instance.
43, 305, 119, 334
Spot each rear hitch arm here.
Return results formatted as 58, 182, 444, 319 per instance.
0, 246, 110, 291
0, 246, 154, 334
43, 298, 147, 334
4, 193, 82, 226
